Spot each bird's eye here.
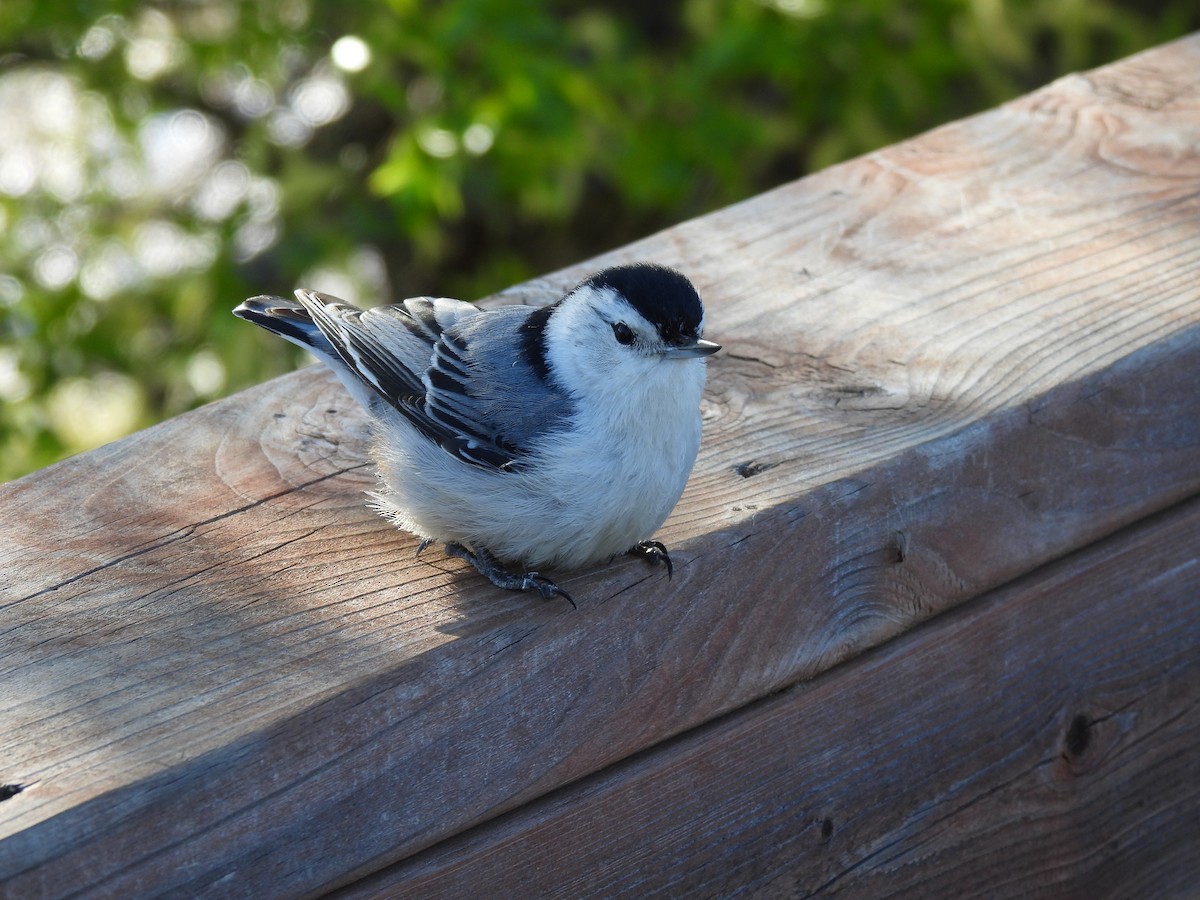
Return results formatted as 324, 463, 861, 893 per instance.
611, 322, 635, 346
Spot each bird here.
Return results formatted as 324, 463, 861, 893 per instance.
233, 263, 720, 606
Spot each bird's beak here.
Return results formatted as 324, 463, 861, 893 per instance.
661, 338, 721, 359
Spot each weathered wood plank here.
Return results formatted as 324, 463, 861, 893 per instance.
2, 36, 1199, 897
339, 496, 1200, 898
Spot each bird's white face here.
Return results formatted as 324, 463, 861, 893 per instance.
543, 285, 711, 405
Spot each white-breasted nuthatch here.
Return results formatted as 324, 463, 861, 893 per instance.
234, 263, 719, 605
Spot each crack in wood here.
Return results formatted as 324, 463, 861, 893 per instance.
604, 572, 658, 603
10, 463, 370, 606
725, 352, 782, 369
487, 627, 541, 658
735, 460, 780, 478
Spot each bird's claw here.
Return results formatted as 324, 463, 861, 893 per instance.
444, 542, 576, 608
629, 540, 673, 579
521, 572, 576, 608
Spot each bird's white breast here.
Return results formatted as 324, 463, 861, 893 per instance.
369, 356, 707, 570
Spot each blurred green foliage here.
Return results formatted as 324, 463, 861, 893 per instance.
1, 0, 1197, 481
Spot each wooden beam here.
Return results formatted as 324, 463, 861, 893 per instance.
341, 496, 1200, 897
2, 36, 1199, 897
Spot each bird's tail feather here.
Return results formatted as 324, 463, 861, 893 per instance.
233, 295, 335, 356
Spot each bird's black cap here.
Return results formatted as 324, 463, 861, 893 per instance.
584, 263, 704, 346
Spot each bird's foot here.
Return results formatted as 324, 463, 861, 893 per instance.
628, 540, 673, 579
444, 542, 576, 609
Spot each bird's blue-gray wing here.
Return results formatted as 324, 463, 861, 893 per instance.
292, 290, 572, 470
421, 305, 574, 469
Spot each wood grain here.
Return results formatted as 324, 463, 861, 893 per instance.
2, 36, 1199, 897
340, 496, 1200, 898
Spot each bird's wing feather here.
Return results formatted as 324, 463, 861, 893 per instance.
292, 291, 571, 471
431, 306, 575, 459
